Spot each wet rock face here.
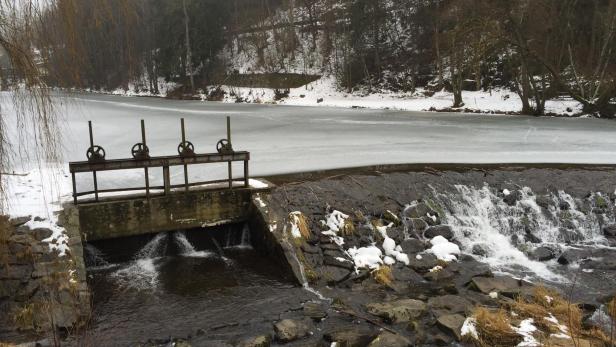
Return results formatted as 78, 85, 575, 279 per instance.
365, 299, 426, 323
273, 318, 312, 342
604, 224, 616, 237
531, 246, 556, 261
424, 225, 454, 240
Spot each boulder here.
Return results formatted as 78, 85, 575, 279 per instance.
423, 268, 454, 282
365, 299, 426, 323
408, 253, 439, 273
424, 225, 454, 240
421, 213, 441, 227
386, 226, 405, 244
471, 243, 489, 257
436, 314, 466, 341
399, 238, 425, 254
406, 203, 433, 219
273, 319, 311, 343
392, 265, 424, 283
323, 255, 354, 271
535, 195, 551, 209
470, 275, 533, 298
406, 218, 429, 233
559, 228, 583, 243
383, 210, 401, 226
428, 295, 472, 316
324, 326, 377, 347
9, 216, 31, 227
238, 335, 271, 347
319, 265, 352, 285
531, 246, 556, 261
368, 332, 411, 347
603, 224, 616, 237
303, 301, 327, 321
31, 228, 53, 241
503, 190, 523, 206
559, 201, 571, 210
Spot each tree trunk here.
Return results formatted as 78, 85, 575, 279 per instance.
182, 0, 195, 94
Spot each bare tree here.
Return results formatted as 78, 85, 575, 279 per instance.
0, 0, 60, 211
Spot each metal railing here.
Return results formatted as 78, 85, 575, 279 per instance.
69, 116, 249, 204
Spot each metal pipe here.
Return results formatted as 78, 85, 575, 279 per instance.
88, 121, 94, 147
142, 119, 150, 198
227, 116, 232, 189
181, 118, 188, 191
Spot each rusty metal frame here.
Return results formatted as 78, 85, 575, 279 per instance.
69, 117, 249, 204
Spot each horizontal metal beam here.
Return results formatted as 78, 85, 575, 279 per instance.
69, 151, 250, 173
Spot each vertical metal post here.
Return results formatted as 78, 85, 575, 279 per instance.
163, 165, 171, 195
88, 121, 99, 201
181, 118, 188, 192
141, 119, 150, 198
71, 172, 77, 204
227, 116, 232, 188
244, 160, 249, 188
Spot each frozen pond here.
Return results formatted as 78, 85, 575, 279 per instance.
3, 92, 616, 216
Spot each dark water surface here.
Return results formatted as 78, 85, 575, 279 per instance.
75, 229, 308, 347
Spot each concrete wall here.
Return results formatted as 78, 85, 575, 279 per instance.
78, 188, 253, 241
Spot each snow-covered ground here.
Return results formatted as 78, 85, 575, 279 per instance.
214, 77, 585, 117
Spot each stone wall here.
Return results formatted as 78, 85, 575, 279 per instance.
0, 214, 89, 344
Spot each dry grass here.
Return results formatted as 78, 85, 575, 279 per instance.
12, 303, 37, 331
341, 218, 355, 236
508, 286, 582, 336
608, 297, 616, 321
468, 307, 522, 347
372, 265, 393, 287
0, 215, 11, 267
289, 212, 312, 239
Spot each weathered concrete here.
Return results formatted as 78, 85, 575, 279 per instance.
74, 187, 262, 241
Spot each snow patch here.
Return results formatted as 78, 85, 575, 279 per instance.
347, 246, 383, 270
427, 236, 460, 262
512, 319, 539, 347
461, 317, 478, 339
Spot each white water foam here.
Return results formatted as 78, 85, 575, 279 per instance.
432, 184, 613, 282
111, 232, 169, 288
174, 231, 216, 258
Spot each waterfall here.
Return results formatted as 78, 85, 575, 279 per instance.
223, 224, 253, 250
84, 244, 111, 268
112, 232, 169, 288
431, 184, 613, 282
173, 231, 214, 258
135, 232, 169, 260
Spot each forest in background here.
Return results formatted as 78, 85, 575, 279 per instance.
3, 0, 616, 117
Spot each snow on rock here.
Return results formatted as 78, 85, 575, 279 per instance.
321, 230, 344, 246
512, 319, 539, 347
347, 246, 383, 270
25, 219, 69, 256
428, 235, 461, 262
461, 317, 478, 339
254, 195, 267, 208
378, 223, 410, 266
324, 210, 349, 233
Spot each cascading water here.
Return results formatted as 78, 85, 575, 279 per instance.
112, 232, 169, 288
173, 231, 215, 258
430, 184, 614, 282
84, 244, 111, 268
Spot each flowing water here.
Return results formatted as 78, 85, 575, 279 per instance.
78, 224, 309, 346
430, 184, 616, 300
